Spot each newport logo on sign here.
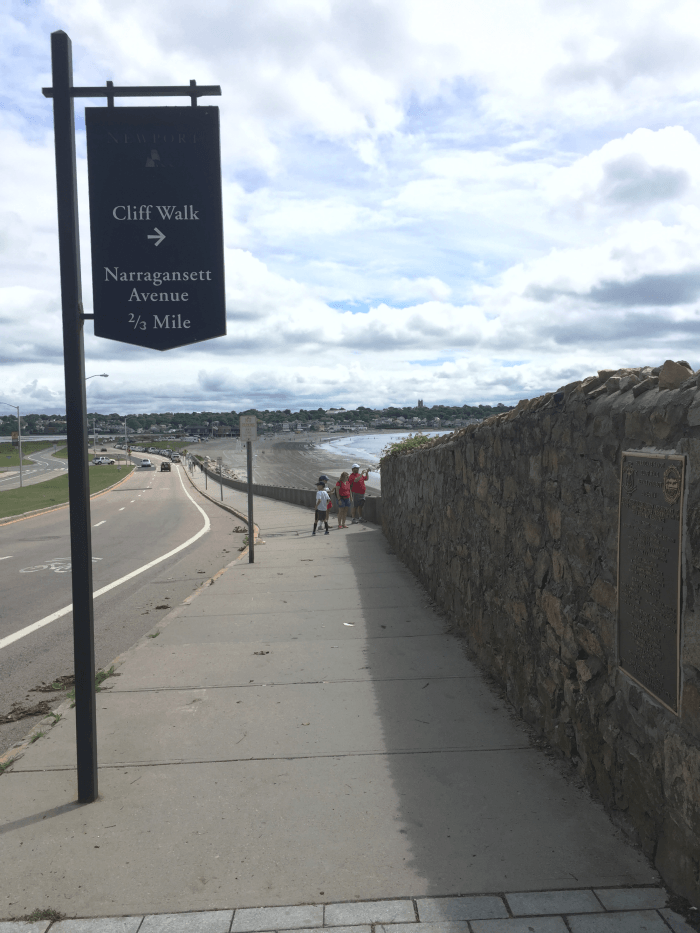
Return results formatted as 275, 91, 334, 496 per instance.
86, 107, 226, 350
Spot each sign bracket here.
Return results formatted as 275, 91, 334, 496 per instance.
42, 79, 221, 104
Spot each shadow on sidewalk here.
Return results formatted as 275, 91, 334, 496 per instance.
343, 531, 654, 895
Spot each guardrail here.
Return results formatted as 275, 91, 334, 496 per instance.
199, 464, 382, 525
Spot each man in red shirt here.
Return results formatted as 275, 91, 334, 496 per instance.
349, 463, 370, 524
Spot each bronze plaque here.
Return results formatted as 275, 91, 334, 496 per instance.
618, 451, 684, 713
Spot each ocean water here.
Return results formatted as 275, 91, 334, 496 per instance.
318, 431, 450, 485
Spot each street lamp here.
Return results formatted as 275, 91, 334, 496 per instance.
0, 401, 23, 487
85, 374, 108, 453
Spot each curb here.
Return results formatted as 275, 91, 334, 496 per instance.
0, 466, 136, 526
183, 463, 261, 544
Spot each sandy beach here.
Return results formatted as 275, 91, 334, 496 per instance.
202, 432, 393, 495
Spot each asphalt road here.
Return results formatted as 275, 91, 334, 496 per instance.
0, 461, 247, 757
0, 446, 68, 490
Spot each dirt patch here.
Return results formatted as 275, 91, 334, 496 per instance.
31, 675, 75, 693
0, 700, 54, 724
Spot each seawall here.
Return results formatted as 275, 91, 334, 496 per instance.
381, 362, 700, 905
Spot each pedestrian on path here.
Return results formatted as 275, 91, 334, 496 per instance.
349, 463, 370, 523
335, 471, 351, 529
318, 475, 334, 526
313, 481, 330, 535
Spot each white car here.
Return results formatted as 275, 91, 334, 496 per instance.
92, 456, 115, 465
140, 458, 153, 468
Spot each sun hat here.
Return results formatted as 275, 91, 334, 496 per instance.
352, 463, 360, 468
318, 474, 328, 482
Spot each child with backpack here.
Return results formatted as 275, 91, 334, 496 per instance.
313, 481, 330, 535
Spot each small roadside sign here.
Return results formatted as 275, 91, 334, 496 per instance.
85, 106, 226, 351
11, 432, 18, 447
240, 416, 257, 442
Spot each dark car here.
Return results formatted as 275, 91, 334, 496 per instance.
160, 461, 171, 472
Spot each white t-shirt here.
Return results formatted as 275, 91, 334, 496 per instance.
315, 489, 330, 509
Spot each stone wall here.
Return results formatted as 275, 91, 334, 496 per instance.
381, 361, 700, 905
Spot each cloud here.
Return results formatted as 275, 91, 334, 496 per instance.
4, 2, 700, 417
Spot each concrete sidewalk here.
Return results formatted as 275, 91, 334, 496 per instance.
1, 486, 686, 932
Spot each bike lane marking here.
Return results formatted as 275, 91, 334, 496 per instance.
0, 468, 210, 652
94, 521, 106, 527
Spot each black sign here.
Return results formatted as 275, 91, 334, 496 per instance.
618, 451, 684, 712
86, 107, 226, 350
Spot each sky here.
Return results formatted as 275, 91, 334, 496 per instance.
3, 0, 700, 416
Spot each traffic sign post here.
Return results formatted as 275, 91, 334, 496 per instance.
217, 456, 223, 501
86, 107, 226, 350
240, 417, 257, 563
43, 29, 223, 803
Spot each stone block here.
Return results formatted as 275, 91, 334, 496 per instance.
0, 924, 51, 933
658, 908, 697, 932
633, 376, 659, 397
567, 910, 669, 932
659, 360, 693, 390
416, 896, 507, 921
524, 516, 543, 549
231, 906, 321, 932
325, 901, 415, 926
574, 623, 605, 659
471, 919, 568, 933
545, 503, 562, 539
542, 592, 564, 635
142, 913, 234, 933
506, 890, 602, 915
378, 926, 466, 933
680, 677, 700, 739
296, 928, 369, 933
590, 578, 616, 612
594, 889, 667, 910
52, 921, 143, 933
688, 398, 700, 427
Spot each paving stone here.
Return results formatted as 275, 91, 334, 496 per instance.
140, 911, 233, 933
377, 923, 468, 933
0, 924, 51, 933
471, 918, 568, 933
593, 888, 668, 911
231, 906, 322, 932
506, 890, 602, 915
324, 901, 415, 926
288, 927, 369, 933
52, 919, 143, 933
567, 909, 670, 933
416, 896, 507, 921
659, 908, 697, 933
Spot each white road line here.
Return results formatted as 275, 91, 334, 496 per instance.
94, 521, 106, 527
0, 468, 210, 652
119, 507, 125, 511
0, 556, 12, 561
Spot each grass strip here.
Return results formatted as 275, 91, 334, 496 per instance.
0, 440, 56, 468
0, 465, 134, 519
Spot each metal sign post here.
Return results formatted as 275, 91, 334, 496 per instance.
43, 29, 222, 803
240, 416, 257, 564
217, 456, 223, 501
47, 31, 98, 802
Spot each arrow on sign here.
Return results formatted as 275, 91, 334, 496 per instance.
147, 227, 166, 246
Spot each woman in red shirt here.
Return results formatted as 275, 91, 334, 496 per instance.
335, 471, 352, 528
